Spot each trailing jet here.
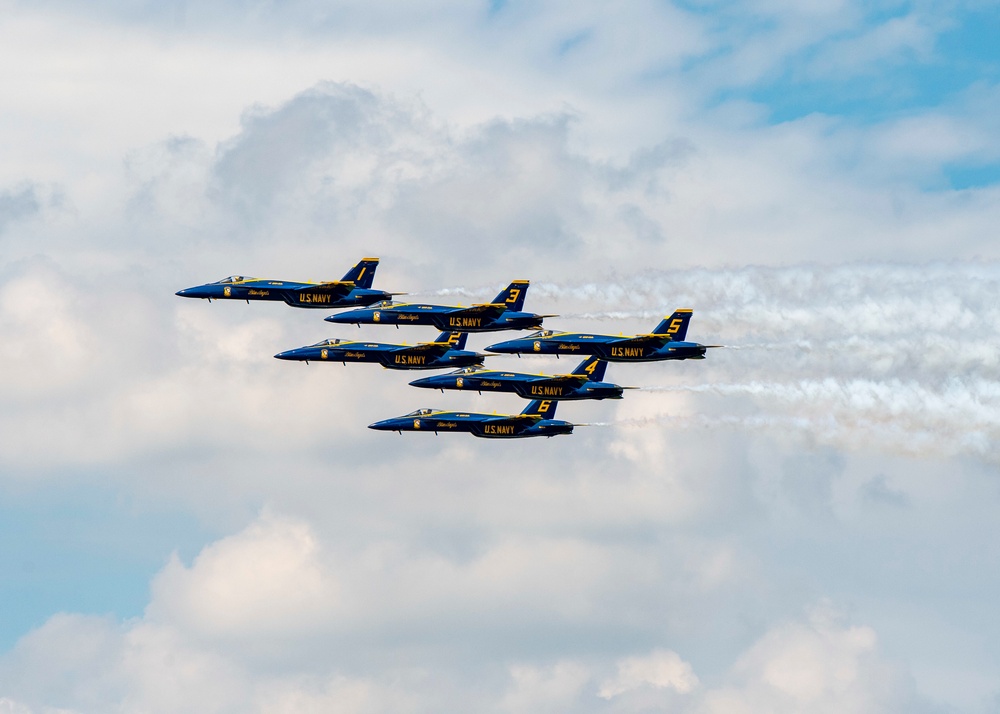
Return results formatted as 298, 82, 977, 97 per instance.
324, 280, 551, 332
369, 399, 573, 438
274, 331, 483, 370
175, 258, 394, 309
408, 355, 628, 400
486, 309, 719, 362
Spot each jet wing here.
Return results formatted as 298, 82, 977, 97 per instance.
505, 413, 544, 422
297, 281, 355, 295
613, 334, 671, 347
529, 374, 590, 387
391, 343, 445, 355
454, 303, 507, 318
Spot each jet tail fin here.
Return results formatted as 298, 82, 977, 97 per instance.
431, 331, 468, 350
520, 398, 559, 420
491, 280, 529, 312
341, 258, 379, 289
652, 309, 693, 340
571, 355, 608, 382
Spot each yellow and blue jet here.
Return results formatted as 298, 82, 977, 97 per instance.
485, 309, 719, 361
175, 258, 394, 309
274, 331, 484, 370
408, 355, 628, 400
324, 280, 551, 332
369, 399, 573, 438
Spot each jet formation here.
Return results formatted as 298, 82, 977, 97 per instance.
177, 258, 718, 438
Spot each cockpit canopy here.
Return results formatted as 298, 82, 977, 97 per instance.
456, 365, 486, 374
309, 338, 343, 347
404, 408, 437, 417
527, 330, 554, 338
215, 276, 248, 284
370, 300, 396, 308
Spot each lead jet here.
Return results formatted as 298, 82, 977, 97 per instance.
369, 399, 573, 438
274, 331, 483, 370
486, 309, 719, 362
175, 258, 394, 309
324, 280, 550, 332
408, 355, 628, 400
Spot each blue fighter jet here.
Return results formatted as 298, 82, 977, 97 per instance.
176, 258, 394, 309
274, 331, 483, 370
486, 309, 719, 362
369, 399, 573, 438
409, 355, 629, 400
325, 280, 551, 332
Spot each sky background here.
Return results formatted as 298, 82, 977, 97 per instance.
2, 0, 1000, 712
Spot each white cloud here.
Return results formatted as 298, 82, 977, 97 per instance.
499, 661, 592, 713
148, 513, 338, 638
598, 649, 699, 699
0, 579, 926, 713
695, 605, 920, 714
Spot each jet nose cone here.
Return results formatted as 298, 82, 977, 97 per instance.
368, 419, 397, 431
409, 376, 437, 388
274, 349, 300, 360
485, 340, 518, 353
176, 285, 217, 299
325, 310, 363, 323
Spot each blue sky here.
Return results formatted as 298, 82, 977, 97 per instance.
2, 1, 1000, 712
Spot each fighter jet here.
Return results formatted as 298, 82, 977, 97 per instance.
486, 309, 719, 362
274, 331, 483, 370
368, 399, 573, 438
408, 355, 628, 400
175, 258, 394, 309
324, 280, 551, 332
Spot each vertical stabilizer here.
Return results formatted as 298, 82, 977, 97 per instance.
652, 309, 693, 340
520, 399, 559, 420
341, 258, 380, 289
433, 331, 468, 350
571, 356, 608, 382
491, 280, 529, 311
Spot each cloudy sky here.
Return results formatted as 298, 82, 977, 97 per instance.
2, 0, 1000, 711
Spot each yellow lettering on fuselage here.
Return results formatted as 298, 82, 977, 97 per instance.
247, 289, 270, 296
610, 346, 644, 358
531, 385, 564, 396
394, 355, 427, 365
449, 317, 483, 328
298, 293, 332, 304
484, 424, 516, 435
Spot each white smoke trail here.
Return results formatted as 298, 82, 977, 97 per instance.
414, 263, 1000, 462
592, 407, 997, 461
626, 378, 1000, 460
